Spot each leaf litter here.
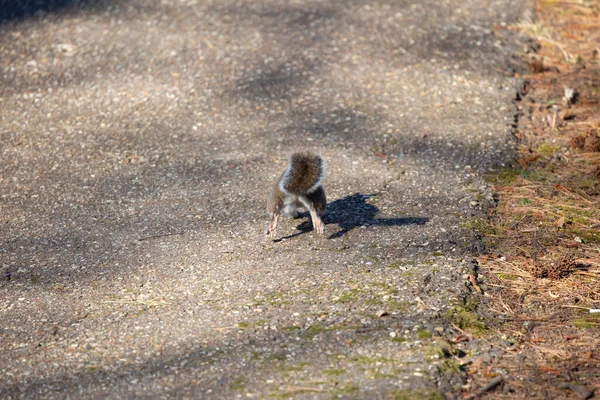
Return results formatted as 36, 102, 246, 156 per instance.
469, 0, 600, 398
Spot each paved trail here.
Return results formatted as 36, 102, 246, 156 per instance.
1, 0, 529, 398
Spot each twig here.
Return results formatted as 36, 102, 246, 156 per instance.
466, 375, 504, 399
509, 215, 527, 229
504, 328, 526, 337
450, 322, 472, 339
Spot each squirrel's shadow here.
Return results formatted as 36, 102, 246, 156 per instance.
274, 193, 428, 241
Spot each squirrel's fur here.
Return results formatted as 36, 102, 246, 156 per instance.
266, 153, 327, 238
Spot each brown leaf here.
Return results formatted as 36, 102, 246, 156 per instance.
517, 157, 529, 169
469, 274, 483, 294
452, 334, 470, 344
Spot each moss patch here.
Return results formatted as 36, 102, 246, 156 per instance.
416, 329, 432, 339
301, 323, 331, 339
387, 389, 445, 400
446, 298, 488, 335
322, 368, 346, 377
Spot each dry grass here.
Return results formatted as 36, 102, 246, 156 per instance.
469, 0, 600, 398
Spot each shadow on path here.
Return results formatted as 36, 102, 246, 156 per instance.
0, 0, 114, 23
275, 193, 428, 241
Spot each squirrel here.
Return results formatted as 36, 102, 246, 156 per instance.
266, 152, 327, 238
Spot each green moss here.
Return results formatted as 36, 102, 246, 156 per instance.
446, 298, 488, 335
485, 168, 548, 185
265, 352, 288, 362
437, 358, 462, 375
268, 392, 294, 399
424, 343, 462, 376
431, 251, 445, 257
264, 291, 291, 306
535, 143, 560, 157
350, 355, 393, 365
387, 389, 445, 400
335, 384, 359, 394
229, 379, 246, 391
302, 323, 331, 339
322, 368, 346, 377
284, 361, 311, 371
518, 198, 533, 206
460, 218, 497, 236
423, 343, 457, 360
390, 337, 406, 343
423, 346, 442, 360
550, 205, 595, 222
573, 319, 596, 329
237, 322, 249, 329
572, 313, 600, 329
416, 329, 432, 339
372, 282, 399, 296
336, 288, 360, 303
566, 228, 600, 244
496, 273, 518, 280
366, 298, 384, 306
523, 170, 547, 182
485, 169, 522, 185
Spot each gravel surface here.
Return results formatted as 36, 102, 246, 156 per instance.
1, 0, 531, 398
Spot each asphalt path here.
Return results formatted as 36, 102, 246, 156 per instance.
1, 0, 530, 398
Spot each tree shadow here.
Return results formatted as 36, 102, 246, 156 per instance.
275, 193, 428, 241
0, 0, 110, 23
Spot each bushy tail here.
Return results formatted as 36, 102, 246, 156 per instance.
279, 152, 326, 195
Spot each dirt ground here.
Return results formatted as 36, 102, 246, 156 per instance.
1, 0, 536, 399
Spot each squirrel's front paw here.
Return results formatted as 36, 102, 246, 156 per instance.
313, 219, 325, 235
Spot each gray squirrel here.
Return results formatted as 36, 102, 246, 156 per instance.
266, 152, 327, 238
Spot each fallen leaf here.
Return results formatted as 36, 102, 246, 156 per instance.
452, 334, 470, 344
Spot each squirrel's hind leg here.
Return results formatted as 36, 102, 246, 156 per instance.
299, 196, 325, 235
266, 211, 280, 238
